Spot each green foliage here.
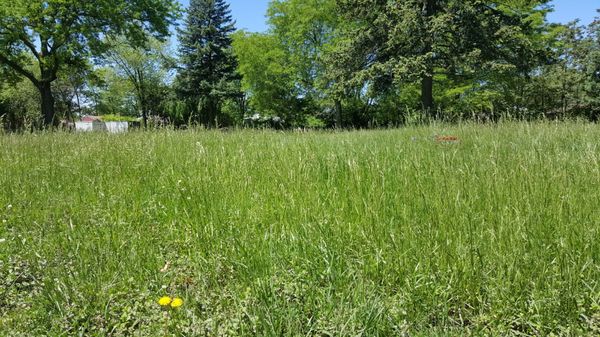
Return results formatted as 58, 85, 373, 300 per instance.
92, 68, 138, 117
232, 31, 299, 119
0, 59, 93, 130
511, 16, 600, 121
233, 0, 339, 126
582, 16, 600, 119
175, 0, 241, 127
232, 0, 565, 127
103, 36, 174, 127
0, 75, 41, 130
99, 115, 140, 122
0, 0, 180, 126
1, 0, 599, 128
331, 0, 552, 118
268, 0, 338, 99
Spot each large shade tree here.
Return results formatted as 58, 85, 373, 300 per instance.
333, 0, 551, 115
233, 0, 340, 126
0, 0, 179, 127
233, 31, 306, 122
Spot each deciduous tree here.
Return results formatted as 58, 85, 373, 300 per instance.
0, 0, 179, 127
334, 0, 551, 115
105, 37, 173, 127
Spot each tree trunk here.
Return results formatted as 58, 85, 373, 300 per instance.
421, 73, 434, 114
136, 73, 148, 129
142, 108, 148, 129
420, 0, 436, 116
207, 98, 218, 128
140, 93, 148, 129
239, 95, 246, 123
39, 81, 56, 127
334, 99, 343, 128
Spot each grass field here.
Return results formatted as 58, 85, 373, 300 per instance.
1, 122, 600, 336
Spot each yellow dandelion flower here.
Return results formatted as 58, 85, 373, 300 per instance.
170, 297, 183, 308
158, 296, 172, 306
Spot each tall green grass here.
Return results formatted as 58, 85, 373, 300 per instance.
1, 122, 599, 336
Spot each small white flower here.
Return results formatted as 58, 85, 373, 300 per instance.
0, 238, 5, 243
7, 204, 12, 209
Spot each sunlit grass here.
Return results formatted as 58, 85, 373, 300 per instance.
1, 122, 599, 336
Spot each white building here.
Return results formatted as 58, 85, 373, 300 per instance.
75, 116, 129, 133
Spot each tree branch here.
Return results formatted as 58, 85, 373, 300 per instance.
0, 53, 39, 86
18, 33, 41, 61
108, 48, 141, 84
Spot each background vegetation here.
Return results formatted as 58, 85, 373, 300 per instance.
1, 1, 599, 130
2, 1, 600, 335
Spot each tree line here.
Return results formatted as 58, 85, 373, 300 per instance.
1, 0, 599, 131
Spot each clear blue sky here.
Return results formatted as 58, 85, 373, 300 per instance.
177, 0, 269, 32
548, 0, 598, 25
177, 0, 598, 32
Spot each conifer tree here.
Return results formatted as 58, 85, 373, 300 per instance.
176, 0, 240, 126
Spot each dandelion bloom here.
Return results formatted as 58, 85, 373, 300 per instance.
171, 297, 183, 308
158, 296, 172, 306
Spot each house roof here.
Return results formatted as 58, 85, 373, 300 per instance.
81, 115, 103, 122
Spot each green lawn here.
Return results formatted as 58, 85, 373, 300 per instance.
1, 122, 600, 336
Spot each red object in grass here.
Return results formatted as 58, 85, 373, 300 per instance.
435, 135, 460, 142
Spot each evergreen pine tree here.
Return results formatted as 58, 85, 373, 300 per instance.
176, 0, 240, 126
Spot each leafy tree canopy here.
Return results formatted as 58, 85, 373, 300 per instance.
0, 0, 180, 126
332, 0, 552, 113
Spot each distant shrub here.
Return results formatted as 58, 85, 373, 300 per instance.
100, 114, 140, 122
304, 116, 326, 129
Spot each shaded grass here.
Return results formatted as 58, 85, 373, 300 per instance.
1, 122, 599, 336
